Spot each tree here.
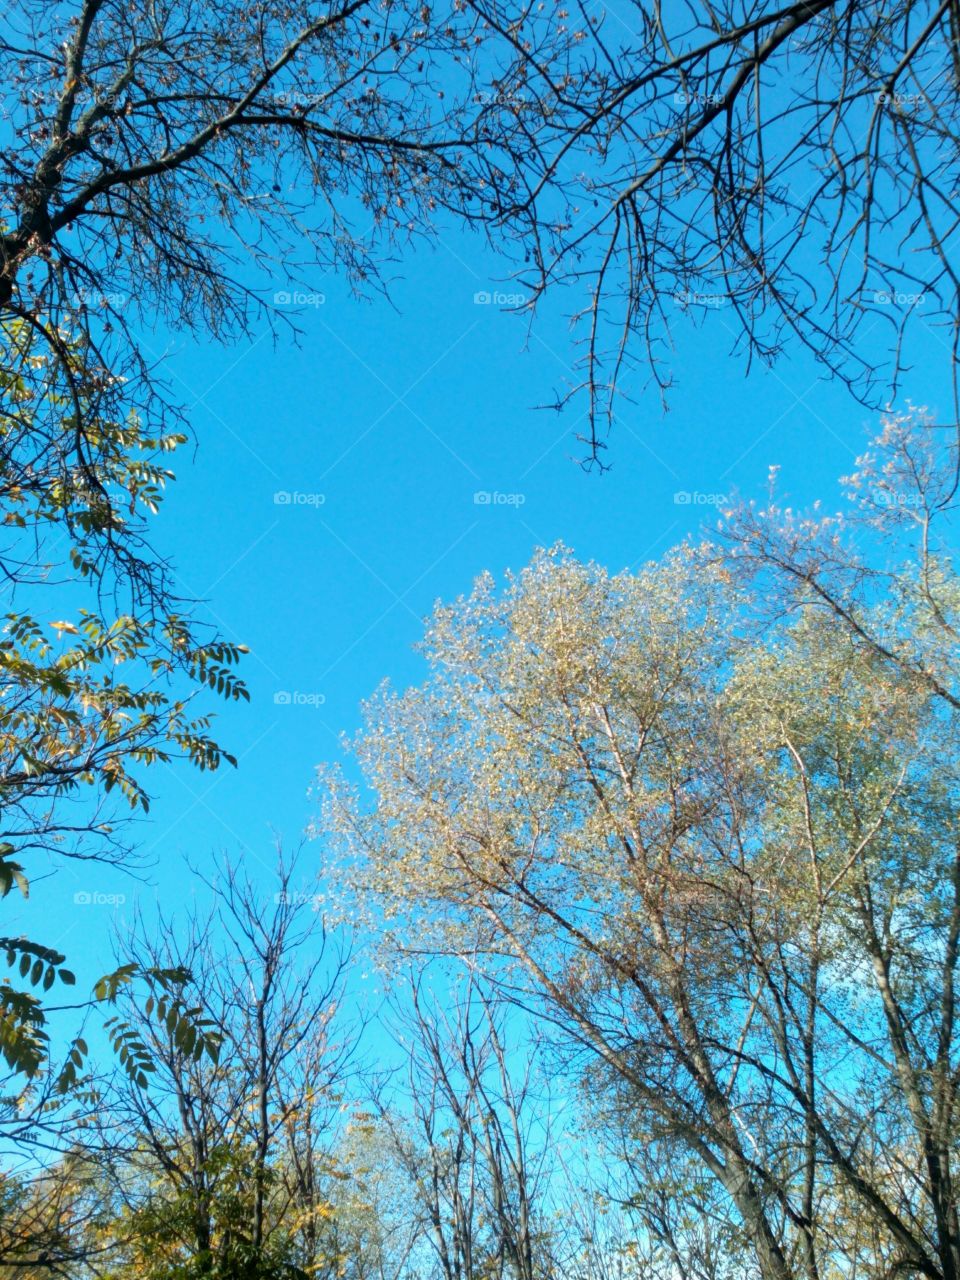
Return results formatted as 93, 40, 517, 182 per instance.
0, 1148, 115, 1278
548, 1147, 742, 1280
308, 1116, 424, 1280
0, 324, 248, 1078
0, 0, 562, 459
373, 968, 555, 1280
94, 849, 360, 1280
326, 417, 960, 1280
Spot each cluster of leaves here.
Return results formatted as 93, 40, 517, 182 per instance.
103, 974, 221, 1092
0, 316, 183, 580
52, 964, 223, 1095
1, 608, 246, 820
0, 316, 248, 825
0, 315, 249, 1084
0, 838, 75, 1077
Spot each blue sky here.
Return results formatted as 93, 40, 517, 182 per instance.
24, 215, 955, 1012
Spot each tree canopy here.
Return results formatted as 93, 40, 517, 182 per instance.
1, 4, 959, 1276
327, 418, 960, 1280
2, 1, 959, 461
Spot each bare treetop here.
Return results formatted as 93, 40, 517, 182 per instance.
501, 0, 960, 459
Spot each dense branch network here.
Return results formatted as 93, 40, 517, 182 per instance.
2, 1, 959, 470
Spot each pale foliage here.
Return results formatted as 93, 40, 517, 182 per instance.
325, 419, 960, 1280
